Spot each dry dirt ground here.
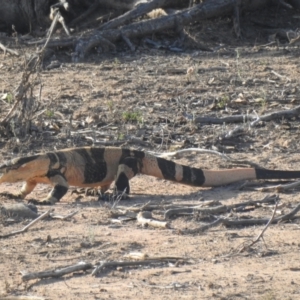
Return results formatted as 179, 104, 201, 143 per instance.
2, 6, 300, 300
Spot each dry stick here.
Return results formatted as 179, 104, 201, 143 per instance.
92, 257, 184, 276
238, 201, 279, 253
257, 180, 300, 192
149, 148, 263, 169
179, 218, 224, 235
0, 209, 54, 239
0, 42, 19, 56
250, 105, 300, 127
181, 202, 300, 235
21, 261, 93, 282
50, 210, 79, 220
137, 211, 170, 228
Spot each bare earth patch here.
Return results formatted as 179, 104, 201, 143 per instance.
1, 9, 300, 299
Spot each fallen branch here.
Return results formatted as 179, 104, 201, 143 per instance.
195, 114, 257, 124
100, 0, 171, 30
21, 261, 93, 282
137, 211, 170, 228
250, 105, 300, 127
180, 201, 300, 235
195, 105, 300, 126
0, 209, 53, 239
92, 257, 184, 276
257, 180, 300, 192
73, 0, 236, 60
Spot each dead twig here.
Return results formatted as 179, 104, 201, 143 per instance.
0, 209, 54, 239
180, 200, 300, 235
237, 201, 279, 253
21, 261, 93, 282
0, 42, 19, 56
179, 218, 224, 235
50, 210, 79, 220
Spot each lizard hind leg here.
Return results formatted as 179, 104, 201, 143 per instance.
114, 157, 140, 199
0, 180, 37, 200
29, 172, 69, 205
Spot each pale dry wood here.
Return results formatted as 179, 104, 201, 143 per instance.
99, 0, 171, 30
0, 42, 19, 56
0, 209, 54, 239
195, 105, 300, 126
257, 180, 300, 192
21, 261, 93, 281
50, 210, 79, 220
137, 211, 170, 228
124, 251, 184, 261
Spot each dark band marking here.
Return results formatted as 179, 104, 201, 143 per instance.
50, 185, 69, 201
16, 155, 39, 166
190, 168, 205, 186
120, 148, 131, 163
180, 166, 206, 186
115, 172, 130, 194
56, 152, 67, 167
130, 149, 145, 160
156, 158, 176, 181
47, 153, 58, 168
182, 166, 192, 183
255, 169, 300, 180
76, 148, 107, 184
47, 169, 66, 179
121, 157, 140, 175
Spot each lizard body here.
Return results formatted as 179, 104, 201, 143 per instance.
0, 146, 299, 205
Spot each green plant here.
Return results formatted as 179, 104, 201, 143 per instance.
122, 111, 142, 122
117, 133, 125, 140
107, 100, 114, 112
217, 94, 229, 109
2, 92, 13, 104
113, 58, 120, 67
45, 110, 55, 118
235, 48, 243, 80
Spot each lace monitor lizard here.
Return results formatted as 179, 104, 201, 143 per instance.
0, 146, 299, 205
